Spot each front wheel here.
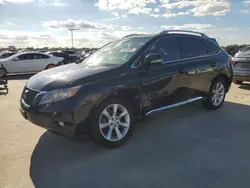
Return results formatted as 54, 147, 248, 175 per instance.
0, 68, 7, 78
90, 99, 134, 147
203, 79, 226, 110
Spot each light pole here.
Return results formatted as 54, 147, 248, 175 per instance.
68, 28, 77, 48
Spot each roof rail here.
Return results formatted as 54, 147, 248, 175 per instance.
159, 30, 208, 37
123, 34, 142, 38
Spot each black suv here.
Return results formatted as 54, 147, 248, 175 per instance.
20, 30, 233, 147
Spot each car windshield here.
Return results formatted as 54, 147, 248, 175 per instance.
80, 37, 152, 67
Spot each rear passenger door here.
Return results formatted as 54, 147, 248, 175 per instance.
141, 36, 190, 113
37, 54, 50, 71
178, 36, 219, 98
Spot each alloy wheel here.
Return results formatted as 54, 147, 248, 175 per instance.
212, 82, 225, 106
99, 104, 130, 142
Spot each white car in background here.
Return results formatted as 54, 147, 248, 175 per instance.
0, 52, 63, 77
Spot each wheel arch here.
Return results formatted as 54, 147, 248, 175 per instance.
87, 88, 142, 119
45, 64, 56, 69
211, 73, 231, 93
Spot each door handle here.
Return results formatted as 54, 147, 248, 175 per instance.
211, 63, 216, 67
178, 69, 188, 79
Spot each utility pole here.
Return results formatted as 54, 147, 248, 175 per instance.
68, 28, 77, 48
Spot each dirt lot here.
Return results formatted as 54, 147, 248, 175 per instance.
0, 78, 250, 188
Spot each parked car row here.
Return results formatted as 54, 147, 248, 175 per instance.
0, 49, 99, 78
0, 52, 16, 59
0, 52, 63, 77
20, 30, 235, 148
232, 49, 250, 84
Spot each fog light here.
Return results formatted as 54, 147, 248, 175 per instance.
59, 121, 64, 127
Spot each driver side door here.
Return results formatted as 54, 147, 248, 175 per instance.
12, 54, 34, 73
141, 36, 190, 114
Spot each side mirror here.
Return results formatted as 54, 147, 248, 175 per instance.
143, 53, 162, 69
13, 57, 19, 61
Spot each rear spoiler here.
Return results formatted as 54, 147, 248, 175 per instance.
209, 38, 218, 44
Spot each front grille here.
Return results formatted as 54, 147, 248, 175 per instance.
22, 87, 39, 105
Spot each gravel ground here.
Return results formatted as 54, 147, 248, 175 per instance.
0, 79, 250, 188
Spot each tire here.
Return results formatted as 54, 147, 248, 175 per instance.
45, 64, 56, 69
90, 98, 134, 148
0, 68, 7, 78
233, 79, 243, 85
202, 78, 226, 110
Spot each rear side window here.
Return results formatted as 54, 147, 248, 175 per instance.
40, 54, 49, 59
206, 42, 219, 55
146, 37, 181, 62
179, 37, 207, 59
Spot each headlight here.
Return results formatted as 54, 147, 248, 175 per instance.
39, 86, 81, 105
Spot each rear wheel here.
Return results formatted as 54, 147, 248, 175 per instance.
203, 78, 226, 110
90, 99, 134, 147
233, 79, 243, 85
46, 64, 56, 69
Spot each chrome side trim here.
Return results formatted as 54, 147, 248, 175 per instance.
187, 96, 203, 103
145, 96, 203, 116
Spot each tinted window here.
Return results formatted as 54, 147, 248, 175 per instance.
237, 51, 250, 57
1, 53, 15, 58
206, 42, 219, 55
40, 54, 49, 59
18, 54, 33, 60
146, 37, 181, 62
52, 52, 65, 58
33, 54, 41, 59
63, 50, 74, 55
1, 54, 9, 58
179, 37, 207, 59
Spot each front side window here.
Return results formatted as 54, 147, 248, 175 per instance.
81, 37, 152, 67
179, 37, 207, 59
145, 37, 181, 63
18, 54, 33, 60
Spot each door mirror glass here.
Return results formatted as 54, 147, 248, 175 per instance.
13, 57, 19, 61
144, 53, 162, 66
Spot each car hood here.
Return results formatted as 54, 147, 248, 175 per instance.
26, 63, 114, 91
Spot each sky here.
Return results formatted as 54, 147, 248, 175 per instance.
0, 0, 250, 48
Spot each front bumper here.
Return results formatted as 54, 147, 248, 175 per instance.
20, 98, 95, 138
233, 69, 250, 81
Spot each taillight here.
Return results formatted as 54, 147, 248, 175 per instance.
230, 58, 236, 65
